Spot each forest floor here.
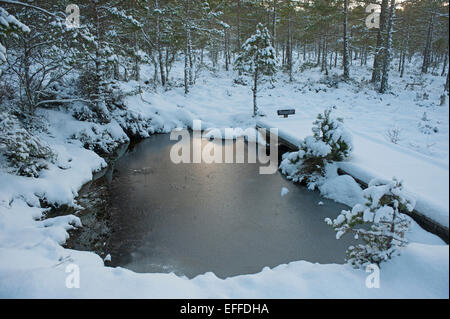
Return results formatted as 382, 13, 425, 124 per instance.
0, 58, 448, 298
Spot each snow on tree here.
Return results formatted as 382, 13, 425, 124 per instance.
0, 6, 29, 63
325, 178, 414, 269
0, 111, 55, 177
342, 0, 350, 79
280, 107, 353, 189
312, 107, 353, 161
235, 23, 277, 116
379, 0, 396, 93
371, 0, 389, 84
4, 8, 75, 114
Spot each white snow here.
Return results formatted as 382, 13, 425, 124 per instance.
0, 59, 448, 298
256, 66, 449, 228
319, 170, 365, 207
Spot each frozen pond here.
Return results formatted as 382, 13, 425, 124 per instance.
99, 133, 353, 279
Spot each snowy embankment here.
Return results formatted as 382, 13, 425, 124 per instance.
0, 240, 447, 298
258, 117, 449, 228
0, 63, 448, 298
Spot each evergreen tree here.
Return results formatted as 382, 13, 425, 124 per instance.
235, 23, 277, 116
326, 178, 414, 269
280, 107, 353, 188
0, 6, 29, 63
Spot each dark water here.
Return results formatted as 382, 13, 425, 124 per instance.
104, 133, 353, 279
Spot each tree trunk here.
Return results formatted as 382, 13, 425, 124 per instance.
421, 14, 434, 74
322, 36, 328, 75
237, 0, 241, 50
134, 33, 140, 82
287, 13, 293, 81
441, 46, 448, 77
335, 46, 338, 67
380, 0, 395, 94
165, 48, 171, 81
155, 0, 166, 86
23, 39, 33, 114
272, 0, 277, 56
187, 28, 194, 85
92, 0, 105, 119
224, 28, 229, 71
400, 50, 406, 78
371, 0, 389, 83
445, 71, 449, 92
184, 30, 189, 94
317, 37, 322, 66
253, 66, 259, 116
343, 0, 350, 79
400, 26, 410, 78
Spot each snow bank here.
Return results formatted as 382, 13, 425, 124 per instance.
0, 212, 447, 299
0, 63, 448, 298
259, 118, 449, 228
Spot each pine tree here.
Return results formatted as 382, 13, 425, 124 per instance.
280, 107, 353, 188
326, 178, 414, 269
235, 23, 277, 116
0, 6, 29, 63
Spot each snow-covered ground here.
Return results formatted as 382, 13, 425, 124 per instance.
0, 59, 448, 298
256, 70, 449, 228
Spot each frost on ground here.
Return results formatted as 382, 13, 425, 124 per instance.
0, 60, 448, 298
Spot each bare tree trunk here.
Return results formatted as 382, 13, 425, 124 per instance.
441, 45, 448, 77
91, 0, 106, 119
371, 0, 389, 83
155, 0, 166, 86
400, 51, 406, 78
380, 0, 395, 93
422, 13, 434, 74
253, 66, 259, 116
343, 0, 350, 79
23, 39, 33, 114
303, 42, 306, 61
165, 48, 172, 81
134, 33, 140, 82
335, 46, 338, 67
237, 0, 241, 50
400, 26, 409, 78
287, 12, 293, 81
187, 28, 194, 85
317, 37, 322, 66
183, 0, 193, 89
184, 38, 189, 94
225, 28, 230, 71
322, 36, 328, 75
445, 71, 449, 92
272, 0, 277, 56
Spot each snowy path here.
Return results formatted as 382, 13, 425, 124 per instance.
257, 117, 449, 228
